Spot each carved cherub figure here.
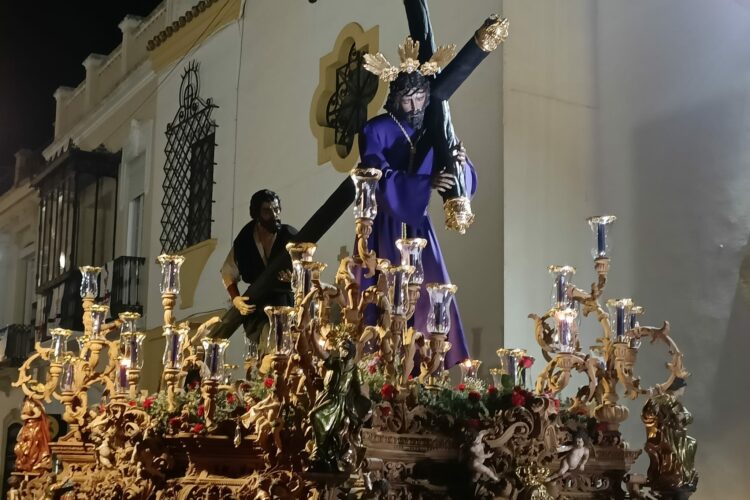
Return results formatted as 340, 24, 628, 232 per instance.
241, 391, 283, 454
548, 432, 590, 481
468, 429, 499, 482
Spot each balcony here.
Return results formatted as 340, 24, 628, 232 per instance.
0, 324, 35, 366
110, 256, 146, 317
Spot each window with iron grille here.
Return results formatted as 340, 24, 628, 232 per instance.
160, 61, 217, 253
325, 42, 379, 156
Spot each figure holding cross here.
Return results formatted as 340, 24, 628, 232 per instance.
358, 0, 508, 367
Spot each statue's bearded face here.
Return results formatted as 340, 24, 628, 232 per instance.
386, 72, 430, 131
257, 200, 282, 233
398, 88, 428, 129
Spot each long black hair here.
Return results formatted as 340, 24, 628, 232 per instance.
384, 71, 431, 116
249, 189, 280, 219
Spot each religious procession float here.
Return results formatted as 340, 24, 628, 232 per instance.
8, 10, 697, 500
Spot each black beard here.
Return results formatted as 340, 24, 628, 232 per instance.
403, 109, 425, 131
260, 219, 281, 233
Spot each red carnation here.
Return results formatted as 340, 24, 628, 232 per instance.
128, 400, 136, 407
381, 406, 391, 417
407, 374, 414, 381
487, 385, 498, 396
380, 383, 397, 401
189, 380, 200, 391
466, 418, 481, 429
191, 423, 205, 434
468, 391, 481, 402
368, 364, 377, 374
511, 389, 527, 407
169, 417, 181, 428
197, 405, 205, 417
456, 383, 466, 392
521, 356, 535, 369
143, 397, 155, 410
553, 398, 560, 411
226, 393, 235, 404
264, 377, 274, 389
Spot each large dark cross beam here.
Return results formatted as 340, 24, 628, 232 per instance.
404, 0, 498, 200
209, 178, 355, 339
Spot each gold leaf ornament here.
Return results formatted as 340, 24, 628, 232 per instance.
363, 53, 400, 82
419, 44, 456, 76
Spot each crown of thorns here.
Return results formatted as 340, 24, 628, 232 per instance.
363, 37, 456, 82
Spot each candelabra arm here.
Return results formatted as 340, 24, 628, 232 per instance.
536, 353, 586, 396
611, 341, 642, 400
297, 288, 322, 332
355, 219, 378, 278
162, 293, 177, 326
401, 328, 423, 386
12, 345, 58, 402
630, 321, 689, 396
529, 311, 556, 359
592, 257, 610, 298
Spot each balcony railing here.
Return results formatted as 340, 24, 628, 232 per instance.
0, 324, 35, 366
110, 256, 146, 317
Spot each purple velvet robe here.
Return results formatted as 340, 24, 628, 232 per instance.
358, 114, 477, 367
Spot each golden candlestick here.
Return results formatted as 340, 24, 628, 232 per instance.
162, 292, 176, 326
163, 367, 180, 411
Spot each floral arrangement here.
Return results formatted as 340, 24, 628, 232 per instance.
123, 374, 278, 436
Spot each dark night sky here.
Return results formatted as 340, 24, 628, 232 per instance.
0, 1, 163, 171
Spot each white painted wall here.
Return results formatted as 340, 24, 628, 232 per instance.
504, 0, 750, 495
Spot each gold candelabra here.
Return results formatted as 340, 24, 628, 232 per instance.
530, 215, 689, 438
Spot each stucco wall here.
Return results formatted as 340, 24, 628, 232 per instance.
503, 0, 750, 495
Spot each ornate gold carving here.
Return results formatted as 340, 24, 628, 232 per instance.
444, 196, 475, 234
474, 14, 510, 52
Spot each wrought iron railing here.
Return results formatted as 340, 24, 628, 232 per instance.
110, 256, 146, 317
0, 324, 35, 365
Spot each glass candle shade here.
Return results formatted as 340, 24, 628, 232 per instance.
265, 306, 296, 356
157, 254, 185, 294
350, 167, 382, 220
122, 332, 146, 369
50, 328, 72, 363
462, 358, 482, 379
553, 308, 579, 353
496, 348, 527, 387
548, 265, 576, 310
119, 312, 140, 337
385, 264, 415, 316
426, 283, 458, 335
163, 324, 189, 369
286, 242, 317, 301
201, 339, 230, 382
395, 238, 427, 285
607, 298, 633, 340
299, 261, 327, 299
244, 334, 259, 362
79, 266, 101, 299
628, 305, 644, 349
587, 215, 617, 259
90, 304, 109, 340
629, 305, 644, 331
59, 356, 76, 392
115, 357, 131, 393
